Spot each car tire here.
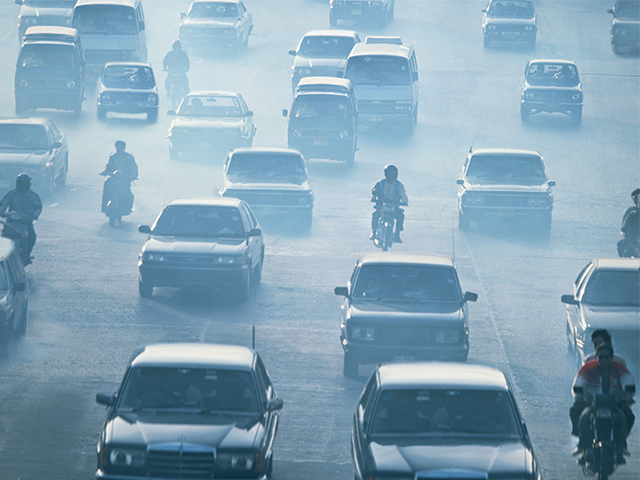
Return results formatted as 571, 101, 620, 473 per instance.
97, 107, 107, 121
238, 271, 251, 301
520, 104, 530, 122
55, 158, 68, 187
16, 306, 27, 339
483, 35, 490, 48
302, 212, 313, 232
343, 351, 359, 379
329, 12, 337, 26
147, 109, 158, 123
0, 318, 15, 358
252, 257, 263, 284
529, 36, 536, 50
458, 212, 470, 230
139, 280, 153, 298
412, 103, 418, 125
540, 214, 552, 234
43, 170, 55, 197
169, 146, 180, 160
72, 102, 82, 118
571, 106, 582, 125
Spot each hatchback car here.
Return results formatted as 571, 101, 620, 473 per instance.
335, 253, 477, 378
219, 148, 314, 231
97, 62, 159, 122
179, 0, 253, 50
167, 91, 256, 160
95, 343, 283, 480
456, 148, 555, 232
481, 0, 537, 49
288, 29, 360, 91
561, 258, 640, 370
0, 237, 28, 357
0, 117, 68, 196
351, 362, 541, 480
520, 59, 583, 124
137, 198, 264, 299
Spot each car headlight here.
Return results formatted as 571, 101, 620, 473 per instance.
217, 452, 261, 473
67, 80, 76, 89
108, 448, 146, 467
351, 326, 375, 341
436, 329, 459, 343
524, 90, 534, 100
462, 195, 484, 206
487, 25, 497, 30
292, 130, 302, 138
525, 25, 533, 31
101, 93, 111, 102
298, 193, 313, 205
339, 130, 349, 139
615, 27, 627, 35
295, 68, 311, 76
528, 196, 550, 206
223, 28, 236, 36
572, 92, 582, 101
19, 79, 28, 88
215, 255, 244, 264
23, 18, 38, 26
143, 253, 167, 262
372, 1, 381, 6
395, 103, 412, 111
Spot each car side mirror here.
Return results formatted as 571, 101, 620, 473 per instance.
51, 141, 62, 149
266, 398, 284, 411
180, 12, 186, 19
96, 393, 115, 406
282, 109, 288, 117
248, 228, 261, 237
288, 49, 297, 56
244, 110, 254, 117
607, 8, 614, 14
138, 21, 145, 31
463, 291, 478, 302
548, 180, 556, 187
334, 286, 348, 297
481, 8, 487, 13
138, 225, 151, 234
456, 179, 464, 185
15, 0, 24, 5
167, 109, 176, 115
14, 281, 26, 291
561, 294, 578, 305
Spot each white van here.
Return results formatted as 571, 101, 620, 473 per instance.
71, 0, 146, 64
344, 40, 418, 129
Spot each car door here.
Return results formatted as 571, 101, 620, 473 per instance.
237, 94, 255, 140
352, 373, 378, 480
254, 356, 279, 457
47, 122, 65, 179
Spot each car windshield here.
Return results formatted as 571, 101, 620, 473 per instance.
616, 1, 640, 19
352, 264, 462, 302
370, 388, 520, 437
345, 55, 411, 85
525, 63, 580, 87
465, 155, 546, 184
583, 270, 640, 306
72, 5, 138, 35
0, 124, 48, 150
152, 205, 246, 237
18, 44, 77, 70
188, 2, 238, 18
226, 154, 308, 179
177, 95, 242, 117
118, 367, 259, 414
102, 65, 155, 89
488, 1, 534, 18
291, 94, 350, 121
298, 36, 355, 58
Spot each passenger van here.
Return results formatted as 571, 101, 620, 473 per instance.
71, 0, 146, 64
15, 26, 85, 116
283, 77, 358, 164
0, 237, 28, 356
344, 37, 418, 129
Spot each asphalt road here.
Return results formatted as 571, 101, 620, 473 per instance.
0, 1, 638, 479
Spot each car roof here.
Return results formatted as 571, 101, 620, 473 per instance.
186, 91, 240, 98
470, 148, 542, 158
377, 362, 510, 391
302, 29, 358, 38
23, 26, 80, 39
592, 257, 640, 270
0, 237, 18, 261
103, 62, 153, 69
165, 197, 244, 208
359, 253, 454, 267
75, 0, 137, 7
131, 343, 256, 369
296, 76, 352, 92
349, 42, 412, 58
364, 36, 403, 45
192, 0, 242, 4
230, 147, 304, 157
528, 59, 578, 67
0, 117, 50, 127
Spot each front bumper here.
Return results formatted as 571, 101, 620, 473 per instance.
342, 339, 468, 363
459, 204, 552, 222
484, 28, 536, 44
521, 99, 581, 115
99, 102, 158, 115
15, 88, 82, 109
138, 263, 249, 288
97, 471, 267, 480
180, 29, 241, 48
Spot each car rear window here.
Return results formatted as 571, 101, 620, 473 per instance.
189, 2, 238, 18
19, 43, 78, 70
299, 36, 355, 58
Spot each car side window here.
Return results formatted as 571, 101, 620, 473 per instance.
349, 263, 360, 294
48, 122, 61, 141
237, 94, 249, 112
254, 356, 273, 400
575, 263, 594, 296
359, 374, 379, 426
241, 204, 257, 229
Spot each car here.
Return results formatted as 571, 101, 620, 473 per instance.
137, 198, 264, 299
334, 253, 478, 378
329, 0, 394, 27
95, 342, 283, 480
481, 0, 537, 49
15, 0, 77, 41
608, 0, 640, 54
520, 59, 583, 124
179, 0, 253, 50
288, 29, 360, 91
0, 237, 28, 357
456, 148, 556, 232
561, 258, 640, 371
351, 362, 542, 480
0, 118, 69, 196
167, 91, 256, 160
219, 148, 314, 231
97, 62, 159, 122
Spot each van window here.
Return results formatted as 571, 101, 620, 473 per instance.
292, 95, 350, 120
346, 55, 411, 86
19, 43, 78, 69
73, 5, 138, 35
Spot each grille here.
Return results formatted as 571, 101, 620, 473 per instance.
496, 25, 528, 33
22, 78, 69, 87
296, 129, 341, 138
480, 195, 532, 207
309, 67, 337, 76
352, 325, 462, 347
147, 443, 215, 479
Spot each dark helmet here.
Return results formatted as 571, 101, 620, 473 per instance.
632, 188, 640, 199
384, 164, 398, 181
172, 40, 182, 50
115, 140, 126, 151
16, 173, 32, 191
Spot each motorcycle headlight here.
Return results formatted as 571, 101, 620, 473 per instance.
108, 448, 146, 467
351, 326, 375, 341
67, 80, 76, 89
217, 452, 261, 472
144, 253, 167, 262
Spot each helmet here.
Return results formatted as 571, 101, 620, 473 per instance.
384, 164, 398, 181
632, 188, 640, 199
172, 40, 182, 50
115, 140, 126, 151
16, 173, 32, 192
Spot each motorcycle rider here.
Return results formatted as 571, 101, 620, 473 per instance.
100, 141, 138, 215
370, 164, 408, 243
571, 343, 635, 465
162, 40, 190, 99
0, 173, 42, 265
618, 188, 639, 257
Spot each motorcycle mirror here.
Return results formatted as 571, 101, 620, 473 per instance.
138, 225, 151, 234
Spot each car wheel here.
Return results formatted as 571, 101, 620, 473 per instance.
238, 271, 251, 301
55, 159, 68, 187
571, 106, 582, 125
302, 212, 313, 232
16, 306, 27, 339
169, 146, 180, 160
412, 103, 418, 125
97, 107, 107, 121
147, 109, 158, 123
520, 104, 530, 122
329, 12, 337, 26
43, 170, 55, 197
139, 280, 153, 299
540, 214, 552, 234
343, 351, 359, 379
72, 102, 82, 118
529, 36, 536, 50
483, 35, 490, 48
458, 212, 470, 230
252, 257, 263, 284
0, 318, 15, 358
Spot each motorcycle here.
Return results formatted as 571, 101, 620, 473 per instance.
372, 201, 402, 252
617, 233, 639, 258
101, 171, 134, 227
0, 211, 31, 265
166, 69, 189, 109
573, 387, 632, 480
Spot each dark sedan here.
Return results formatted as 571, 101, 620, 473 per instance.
95, 343, 283, 480
351, 362, 542, 480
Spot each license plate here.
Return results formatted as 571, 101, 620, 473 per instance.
351, 9, 362, 15
369, 115, 383, 122
394, 355, 416, 361
313, 140, 328, 146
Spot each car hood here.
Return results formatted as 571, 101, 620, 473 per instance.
582, 305, 640, 331
0, 151, 48, 167
142, 236, 248, 254
224, 176, 311, 190
348, 300, 463, 324
21, 5, 74, 18
461, 182, 549, 191
369, 437, 529, 475
105, 412, 262, 449
170, 117, 243, 131
293, 57, 347, 69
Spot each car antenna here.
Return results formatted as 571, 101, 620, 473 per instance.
469, 128, 480, 154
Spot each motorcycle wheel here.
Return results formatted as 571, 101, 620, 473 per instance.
383, 223, 394, 251
597, 442, 615, 480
